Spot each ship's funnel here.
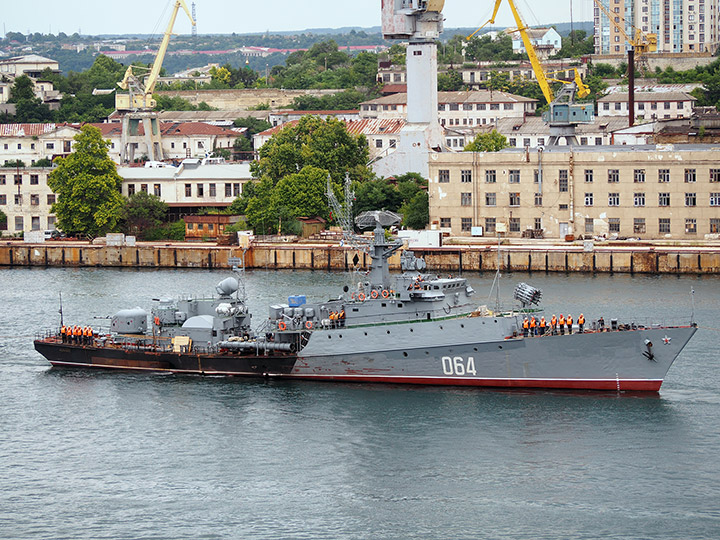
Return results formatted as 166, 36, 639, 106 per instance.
216, 277, 239, 297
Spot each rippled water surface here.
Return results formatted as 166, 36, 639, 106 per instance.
1, 267, 719, 539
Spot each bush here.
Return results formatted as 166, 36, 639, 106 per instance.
142, 220, 186, 241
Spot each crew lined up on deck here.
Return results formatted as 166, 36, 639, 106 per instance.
522, 313, 585, 337
60, 325, 94, 345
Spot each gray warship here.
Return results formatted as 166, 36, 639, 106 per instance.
34, 209, 697, 391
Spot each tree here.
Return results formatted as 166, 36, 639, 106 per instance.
251, 115, 371, 184
270, 165, 331, 230
400, 191, 429, 230
438, 70, 464, 91
7, 75, 53, 122
464, 130, 509, 152
47, 125, 125, 237
122, 191, 168, 239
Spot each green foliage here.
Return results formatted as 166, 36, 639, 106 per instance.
142, 219, 186, 241
3, 159, 26, 168
212, 148, 231, 159
9, 74, 36, 101
438, 70, 464, 91
270, 165, 332, 229
251, 115, 371, 185
552, 30, 594, 59
0, 209, 6, 226
7, 75, 53, 122
154, 94, 205, 111
400, 191, 429, 230
47, 125, 124, 238
464, 130, 509, 152
464, 35, 518, 62
353, 172, 428, 229
121, 191, 168, 239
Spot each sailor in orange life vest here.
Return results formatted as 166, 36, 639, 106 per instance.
566, 314, 573, 335
558, 314, 565, 335
578, 313, 585, 333
539, 316, 546, 335
530, 316, 537, 336
522, 317, 529, 337
550, 314, 557, 335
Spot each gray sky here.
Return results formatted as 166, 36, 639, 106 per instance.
1, 0, 594, 37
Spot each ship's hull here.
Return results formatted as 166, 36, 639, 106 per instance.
35, 322, 696, 391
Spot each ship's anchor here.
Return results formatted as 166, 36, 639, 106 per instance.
643, 339, 655, 361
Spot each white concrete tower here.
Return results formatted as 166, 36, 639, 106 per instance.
374, 0, 445, 179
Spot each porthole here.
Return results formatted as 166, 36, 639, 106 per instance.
403, 352, 408, 357
498, 345, 503, 349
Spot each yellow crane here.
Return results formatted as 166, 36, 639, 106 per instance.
592, 0, 656, 61
116, 0, 196, 111
468, 0, 593, 145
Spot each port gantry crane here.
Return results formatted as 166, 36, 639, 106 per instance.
591, 0, 657, 127
115, 0, 196, 162
468, 0, 593, 145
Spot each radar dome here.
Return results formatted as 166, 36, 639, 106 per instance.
216, 277, 239, 297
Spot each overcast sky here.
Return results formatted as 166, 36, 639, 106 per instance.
2, 0, 595, 37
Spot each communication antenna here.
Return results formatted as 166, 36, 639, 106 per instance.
326, 172, 370, 253
192, 2, 197, 37
690, 287, 696, 325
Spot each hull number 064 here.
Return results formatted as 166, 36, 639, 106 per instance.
441, 356, 477, 376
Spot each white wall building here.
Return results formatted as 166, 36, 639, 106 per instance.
597, 92, 696, 120
510, 27, 562, 58
0, 166, 57, 235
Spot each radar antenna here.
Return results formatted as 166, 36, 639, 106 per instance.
326, 172, 371, 253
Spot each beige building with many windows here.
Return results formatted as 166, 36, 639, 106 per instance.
0, 167, 57, 234
428, 144, 720, 240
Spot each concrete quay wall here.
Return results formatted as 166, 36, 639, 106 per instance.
1, 243, 720, 274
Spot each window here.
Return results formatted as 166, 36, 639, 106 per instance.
608, 169, 619, 183
615, 102, 622, 111
658, 169, 670, 183
585, 218, 594, 234
14, 216, 23, 231
490, 103, 500, 111
140, 184, 148, 193
440, 217, 451, 228
438, 169, 450, 183
558, 170, 568, 192
46, 142, 54, 150
225, 183, 232, 197
185, 184, 192, 197
30, 194, 39, 206
659, 192, 670, 206
389, 139, 396, 148
711, 219, 720, 233
634, 169, 646, 183
0, 194, 6, 204
685, 218, 697, 234
509, 170, 520, 183
31, 216, 40, 230
538, 138, 546, 146
585, 193, 594, 206
375, 139, 383, 148
559, 204, 568, 210
197, 184, 204, 197
485, 170, 496, 183
634, 218, 646, 234
209, 183, 216, 197
44, 194, 55, 206
710, 193, 720, 206
30, 174, 39, 185
523, 138, 530, 147
608, 193, 620, 206
603, 103, 610, 110
485, 217, 496, 233
534, 218, 542, 230
634, 192, 645, 207
664, 102, 671, 110
509, 192, 520, 206
659, 218, 671, 234
461, 170, 472, 183
449, 103, 460, 111
685, 169, 697, 183
504, 103, 513, 110
508, 138, 516, 147
461, 217, 472, 232
509, 217, 520, 232
485, 192, 496, 206
685, 193, 697, 206
0, 175, 5, 185
609, 218, 620, 233
154, 184, 161, 197
14, 175, 22, 185
233, 183, 241, 197
595, 137, 602, 145
585, 169, 593, 183
460, 193, 472, 206
128, 184, 135, 196
534, 193, 543, 206
580, 137, 588, 145
710, 169, 720, 182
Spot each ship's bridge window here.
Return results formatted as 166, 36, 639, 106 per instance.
434, 285, 439, 290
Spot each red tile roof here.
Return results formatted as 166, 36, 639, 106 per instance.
257, 117, 406, 137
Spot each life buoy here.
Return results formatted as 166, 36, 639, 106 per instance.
278, 321, 287, 331
381, 290, 389, 299
371, 290, 379, 299
305, 320, 313, 330
358, 292, 366, 301
351, 292, 356, 300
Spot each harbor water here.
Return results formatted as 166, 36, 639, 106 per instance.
1, 267, 719, 539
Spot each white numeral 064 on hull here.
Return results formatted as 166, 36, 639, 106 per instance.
441, 356, 477, 376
